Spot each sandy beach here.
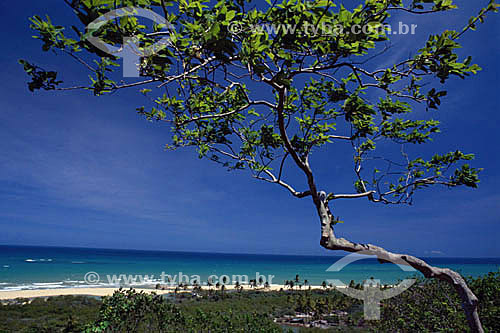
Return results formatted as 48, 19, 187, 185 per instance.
0, 284, 331, 301
0, 288, 162, 300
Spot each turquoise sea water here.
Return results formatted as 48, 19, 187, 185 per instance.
0, 245, 498, 291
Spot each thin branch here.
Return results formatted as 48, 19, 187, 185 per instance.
329, 191, 375, 201
253, 174, 311, 198
177, 100, 276, 125
62, 50, 97, 72
208, 145, 310, 199
160, 0, 169, 19
386, 7, 440, 15
276, 88, 318, 199
157, 56, 218, 88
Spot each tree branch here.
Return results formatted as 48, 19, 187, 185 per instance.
328, 191, 375, 201
318, 199, 483, 332
386, 7, 440, 15
177, 100, 275, 125
276, 87, 320, 204
253, 174, 311, 198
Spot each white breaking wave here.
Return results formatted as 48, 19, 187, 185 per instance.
32, 282, 63, 286
0, 281, 111, 291
24, 259, 53, 263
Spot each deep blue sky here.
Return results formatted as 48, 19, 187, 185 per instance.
0, 1, 498, 257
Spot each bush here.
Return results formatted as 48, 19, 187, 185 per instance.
0, 295, 100, 332
85, 288, 281, 332
375, 270, 500, 332
469, 271, 500, 332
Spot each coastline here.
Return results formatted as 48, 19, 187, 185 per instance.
0, 284, 329, 301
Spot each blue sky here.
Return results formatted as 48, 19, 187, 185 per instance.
0, 1, 498, 257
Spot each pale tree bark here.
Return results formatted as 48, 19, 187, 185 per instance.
317, 199, 483, 332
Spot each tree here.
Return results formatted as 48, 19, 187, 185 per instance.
20, 0, 499, 331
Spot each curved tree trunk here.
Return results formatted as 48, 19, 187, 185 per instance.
317, 200, 483, 332
274, 87, 483, 332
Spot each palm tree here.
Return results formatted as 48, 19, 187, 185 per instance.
207, 278, 213, 292
192, 280, 199, 293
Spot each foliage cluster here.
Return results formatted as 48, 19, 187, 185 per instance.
20, 0, 499, 206
85, 288, 281, 332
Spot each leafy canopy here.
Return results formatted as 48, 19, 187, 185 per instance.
21, 0, 499, 207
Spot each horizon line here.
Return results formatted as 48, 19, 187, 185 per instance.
1, 243, 499, 260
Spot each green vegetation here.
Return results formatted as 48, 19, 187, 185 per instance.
86, 288, 281, 332
379, 271, 500, 332
1, 271, 499, 332
0, 295, 100, 332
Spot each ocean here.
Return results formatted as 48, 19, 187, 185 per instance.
0, 245, 498, 291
